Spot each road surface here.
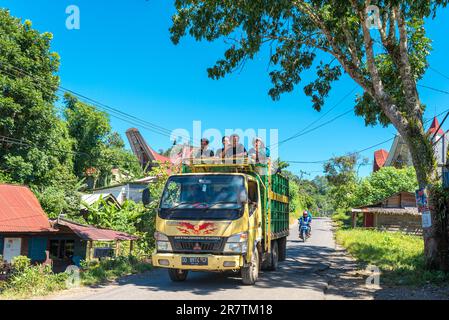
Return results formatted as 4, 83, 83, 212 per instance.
48, 218, 375, 300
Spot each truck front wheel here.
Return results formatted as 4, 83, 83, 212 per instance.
241, 247, 259, 285
168, 269, 188, 282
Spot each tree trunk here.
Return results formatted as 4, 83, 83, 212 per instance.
402, 126, 449, 271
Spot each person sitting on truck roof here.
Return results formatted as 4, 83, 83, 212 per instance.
193, 138, 214, 163
225, 134, 247, 164
248, 137, 270, 164
215, 136, 231, 162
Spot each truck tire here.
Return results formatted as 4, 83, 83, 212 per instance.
278, 237, 287, 261
168, 269, 188, 282
241, 246, 259, 285
268, 240, 279, 271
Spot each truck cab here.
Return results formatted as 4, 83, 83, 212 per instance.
152, 160, 289, 285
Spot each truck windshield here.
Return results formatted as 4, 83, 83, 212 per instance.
159, 175, 247, 220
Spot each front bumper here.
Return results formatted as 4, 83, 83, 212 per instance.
152, 252, 244, 271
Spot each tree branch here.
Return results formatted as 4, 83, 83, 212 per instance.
357, 0, 408, 131
292, 0, 373, 96
395, 6, 422, 119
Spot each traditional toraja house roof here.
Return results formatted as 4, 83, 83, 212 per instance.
126, 128, 173, 169
373, 149, 389, 172
428, 116, 445, 137
52, 218, 138, 241
381, 116, 448, 170
0, 184, 55, 233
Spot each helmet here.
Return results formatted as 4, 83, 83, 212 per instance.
303, 210, 308, 216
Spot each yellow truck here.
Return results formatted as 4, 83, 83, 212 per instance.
152, 159, 290, 285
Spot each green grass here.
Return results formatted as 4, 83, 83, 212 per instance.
0, 264, 68, 300
335, 228, 448, 285
0, 255, 152, 299
80, 256, 152, 286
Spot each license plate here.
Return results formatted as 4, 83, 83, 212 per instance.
181, 257, 208, 266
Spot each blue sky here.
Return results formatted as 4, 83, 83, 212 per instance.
2, 0, 449, 178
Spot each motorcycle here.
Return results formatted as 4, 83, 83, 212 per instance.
299, 223, 310, 242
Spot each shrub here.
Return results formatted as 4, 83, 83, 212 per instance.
332, 208, 351, 227
0, 263, 68, 299
80, 255, 151, 286
11, 256, 31, 273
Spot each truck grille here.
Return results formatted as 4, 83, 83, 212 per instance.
170, 236, 225, 254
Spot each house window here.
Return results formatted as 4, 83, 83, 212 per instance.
49, 240, 75, 259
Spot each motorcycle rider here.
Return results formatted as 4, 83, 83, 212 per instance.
298, 210, 312, 237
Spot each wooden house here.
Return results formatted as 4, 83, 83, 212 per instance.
0, 184, 137, 271
351, 191, 421, 234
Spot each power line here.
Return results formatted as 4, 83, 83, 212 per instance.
269, 86, 358, 148
429, 66, 449, 82
418, 84, 449, 95
270, 108, 354, 149
284, 107, 449, 165
0, 63, 200, 146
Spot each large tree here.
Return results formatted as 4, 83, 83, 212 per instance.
169, 0, 449, 270
63, 93, 142, 187
0, 9, 76, 189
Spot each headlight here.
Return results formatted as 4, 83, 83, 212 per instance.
157, 241, 173, 252
155, 232, 172, 252
224, 232, 248, 253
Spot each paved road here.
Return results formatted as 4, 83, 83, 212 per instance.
49, 218, 374, 300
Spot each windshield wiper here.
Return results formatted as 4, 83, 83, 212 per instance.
206, 201, 241, 209
164, 202, 192, 211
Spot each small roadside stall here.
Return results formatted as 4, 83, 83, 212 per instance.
49, 218, 139, 272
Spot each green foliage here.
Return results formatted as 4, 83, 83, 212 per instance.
0, 9, 76, 190
168, 1, 445, 123
336, 229, 448, 285
332, 208, 352, 228
1, 256, 68, 299
80, 256, 151, 286
63, 93, 142, 187
81, 199, 144, 234
283, 169, 332, 219
11, 255, 31, 273
323, 154, 361, 211
353, 166, 418, 208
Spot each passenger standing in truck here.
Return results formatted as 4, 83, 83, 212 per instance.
225, 134, 247, 164
249, 137, 270, 164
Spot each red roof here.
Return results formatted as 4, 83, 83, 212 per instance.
148, 146, 172, 163
0, 184, 54, 233
55, 219, 138, 241
373, 149, 389, 172
428, 117, 445, 136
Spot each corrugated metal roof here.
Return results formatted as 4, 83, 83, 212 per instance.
80, 193, 120, 209
56, 218, 138, 241
352, 207, 420, 216
0, 184, 54, 233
